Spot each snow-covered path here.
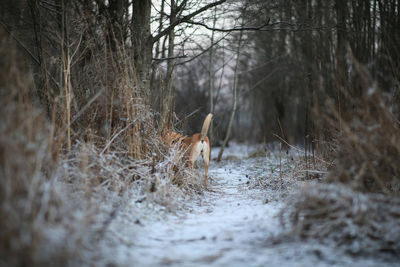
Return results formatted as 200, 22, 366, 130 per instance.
129, 159, 284, 267
102, 147, 397, 267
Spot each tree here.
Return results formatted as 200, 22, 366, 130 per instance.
217, 24, 244, 161
235, 0, 400, 145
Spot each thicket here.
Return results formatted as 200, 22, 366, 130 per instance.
0, 18, 192, 267
1, 0, 231, 264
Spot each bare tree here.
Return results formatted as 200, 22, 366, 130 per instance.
132, 0, 153, 96
217, 25, 244, 161
208, 6, 217, 143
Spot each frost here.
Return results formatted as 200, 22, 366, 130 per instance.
94, 144, 398, 266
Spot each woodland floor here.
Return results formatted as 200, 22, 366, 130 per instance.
97, 144, 398, 267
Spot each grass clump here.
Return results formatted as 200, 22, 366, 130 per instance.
281, 184, 400, 256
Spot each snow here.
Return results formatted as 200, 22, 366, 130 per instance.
210, 142, 264, 160
97, 143, 398, 267
126, 161, 282, 266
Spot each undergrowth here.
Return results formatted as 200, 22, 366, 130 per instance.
280, 53, 400, 259
280, 184, 400, 256
0, 28, 198, 266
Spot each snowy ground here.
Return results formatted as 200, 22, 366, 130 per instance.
99, 143, 397, 267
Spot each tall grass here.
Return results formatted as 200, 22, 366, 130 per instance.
0, 29, 76, 266
0, 25, 195, 265
280, 52, 400, 258
324, 66, 400, 194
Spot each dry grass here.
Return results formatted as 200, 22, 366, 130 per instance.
323, 53, 400, 194
0, 27, 200, 266
0, 30, 78, 266
280, 54, 400, 258
325, 89, 400, 194
281, 183, 400, 256
247, 142, 328, 196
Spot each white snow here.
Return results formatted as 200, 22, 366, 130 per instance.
97, 143, 398, 267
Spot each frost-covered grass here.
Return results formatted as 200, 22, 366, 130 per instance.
0, 101, 200, 266
217, 138, 400, 261
0, 104, 202, 266
0, 34, 201, 266
103, 144, 398, 267
280, 183, 400, 257
277, 63, 400, 260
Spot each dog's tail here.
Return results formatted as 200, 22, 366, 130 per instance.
201, 113, 213, 140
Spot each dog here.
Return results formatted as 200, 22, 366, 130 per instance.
163, 113, 213, 187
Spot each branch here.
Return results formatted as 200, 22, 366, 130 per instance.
185, 19, 270, 32
0, 21, 40, 65
153, 54, 188, 61
67, 88, 105, 129
101, 119, 137, 155
176, 31, 231, 65
239, 68, 279, 97
261, 21, 337, 32
152, 0, 226, 43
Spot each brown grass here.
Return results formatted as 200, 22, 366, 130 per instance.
0, 26, 198, 266
324, 66, 400, 194
0, 29, 75, 266
279, 53, 400, 258
281, 184, 400, 256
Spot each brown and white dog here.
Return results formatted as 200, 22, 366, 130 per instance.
163, 113, 213, 187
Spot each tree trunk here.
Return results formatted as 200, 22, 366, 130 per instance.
150, 0, 166, 90
132, 0, 153, 99
334, 0, 348, 131
208, 6, 217, 144
162, 0, 177, 125
217, 28, 243, 162
107, 0, 127, 51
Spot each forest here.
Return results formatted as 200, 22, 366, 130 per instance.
1, 0, 399, 266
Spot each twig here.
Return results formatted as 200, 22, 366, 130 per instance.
152, 0, 227, 43
0, 21, 40, 65
67, 88, 105, 129
273, 133, 330, 165
185, 19, 270, 32
70, 30, 84, 62
184, 108, 201, 120
100, 120, 137, 155
153, 54, 188, 61
279, 141, 282, 190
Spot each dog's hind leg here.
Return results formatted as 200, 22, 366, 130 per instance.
202, 142, 210, 187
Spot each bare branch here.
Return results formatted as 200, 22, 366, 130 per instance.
153, 54, 188, 61
176, 31, 231, 65
152, 0, 227, 43
0, 21, 40, 65
185, 19, 270, 32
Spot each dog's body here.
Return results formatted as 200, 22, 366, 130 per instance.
163, 113, 213, 187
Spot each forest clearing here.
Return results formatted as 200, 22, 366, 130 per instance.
1, 0, 400, 266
